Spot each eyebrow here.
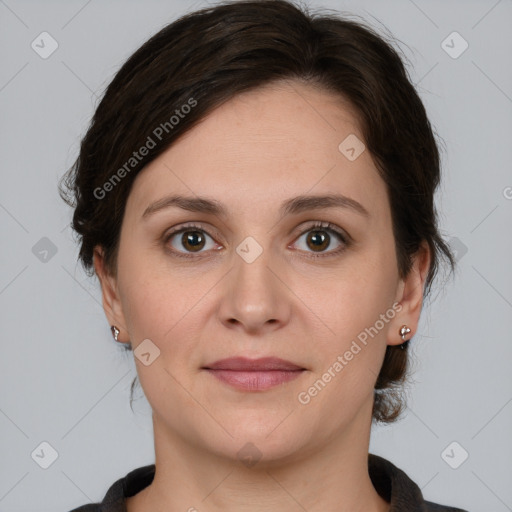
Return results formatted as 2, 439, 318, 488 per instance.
141, 193, 370, 220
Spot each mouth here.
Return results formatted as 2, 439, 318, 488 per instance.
202, 357, 306, 391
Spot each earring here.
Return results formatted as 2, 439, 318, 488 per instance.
399, 325, 411, 350
111, 325, 121, 342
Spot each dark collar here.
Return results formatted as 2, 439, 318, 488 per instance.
71, 453, 467, 512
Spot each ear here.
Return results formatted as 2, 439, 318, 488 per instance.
387, 240, 431, 347
93, 245, 129, 343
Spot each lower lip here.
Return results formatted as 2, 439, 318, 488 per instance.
204, 369, 304, 391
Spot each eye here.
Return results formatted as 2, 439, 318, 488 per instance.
164, 223, 220, 258
163, 221, 350, 260
291, 222, 349, 257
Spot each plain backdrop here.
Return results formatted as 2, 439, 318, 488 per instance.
1, 0, 511, 511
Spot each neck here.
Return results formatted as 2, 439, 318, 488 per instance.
127, 399, 389, 512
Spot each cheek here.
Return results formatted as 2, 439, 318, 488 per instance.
298, 243, 398, 392
118, 271, 205, 404
304, 250, 397, 345
117, 250, 221, 357
296, 277, 394, 429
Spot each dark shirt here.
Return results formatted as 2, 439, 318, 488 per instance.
68, 453, 468, 511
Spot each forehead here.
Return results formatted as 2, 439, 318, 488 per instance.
126, 80, 388, 223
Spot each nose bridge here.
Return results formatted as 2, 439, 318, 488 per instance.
219, 232, 290, 331
233, 233, 277, 304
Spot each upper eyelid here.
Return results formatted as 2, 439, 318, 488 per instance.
165, 222, 221, 242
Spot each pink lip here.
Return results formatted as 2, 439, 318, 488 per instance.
203, 357, 304, 371
202, 357, 306, 391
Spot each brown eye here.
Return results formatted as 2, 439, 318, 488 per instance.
292, 223, 347, 257
181, 230, 206, 252
306, 230, 330, 252
166, 226, 217, 256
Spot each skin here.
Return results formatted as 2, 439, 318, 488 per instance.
94, 79, 430, 512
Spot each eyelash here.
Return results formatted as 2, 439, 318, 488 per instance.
162, 221, 350, 260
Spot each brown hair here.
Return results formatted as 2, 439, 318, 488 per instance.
59, 0, 455, 423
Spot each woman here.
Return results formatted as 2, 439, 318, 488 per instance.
60, 0, 467, 510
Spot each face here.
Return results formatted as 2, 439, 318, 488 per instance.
95, 80, 427, 466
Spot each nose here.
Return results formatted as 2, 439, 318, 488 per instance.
217, 242, 292, 334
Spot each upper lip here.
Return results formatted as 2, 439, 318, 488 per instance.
203, 357, 305, 371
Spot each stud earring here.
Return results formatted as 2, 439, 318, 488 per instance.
399, 325, 411, 350
111, 325, 121, 342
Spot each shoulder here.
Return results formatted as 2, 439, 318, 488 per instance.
368, 453, 469, 512
66, 464, 155, 512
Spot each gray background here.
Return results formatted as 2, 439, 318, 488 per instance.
1, 0, 511, 511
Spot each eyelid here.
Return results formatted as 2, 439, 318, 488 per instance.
164, 222, 223, 243
293, 220, 350, 242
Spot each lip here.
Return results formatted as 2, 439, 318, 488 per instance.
202, 357, 306, 391
203, 357, 305, 371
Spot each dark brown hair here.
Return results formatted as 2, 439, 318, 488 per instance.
59, 0, 455, 423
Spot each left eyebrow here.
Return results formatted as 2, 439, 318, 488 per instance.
141, 193, 370, 220
279, 194, 370, 219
